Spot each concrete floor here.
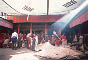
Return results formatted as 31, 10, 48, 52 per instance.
0, 48, 88, 60
0, 48, 39, 60
0, 48, 63, 60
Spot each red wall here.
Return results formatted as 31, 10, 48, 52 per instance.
70, 10, 88, 28
7, 15, 64, 23
0, 18, 13, 29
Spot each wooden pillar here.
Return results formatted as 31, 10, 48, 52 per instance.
18, 24, 20, 34
45, 24, 47, 41
30, 23, 32, 33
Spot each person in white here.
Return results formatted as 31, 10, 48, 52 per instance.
78, 34, 84, 51
73, 35, 77, 42
79, 35, 83, 44
11, 31, 18, 50
11, 32, 18, 40
3, 39, 9, 48
35, 34, 38, 51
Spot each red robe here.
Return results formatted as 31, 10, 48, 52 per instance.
22, 34, 26, 43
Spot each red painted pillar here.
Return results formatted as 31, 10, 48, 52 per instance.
30, 23, 32, 33
18, 24, 20, 34
45, 24, 47, 41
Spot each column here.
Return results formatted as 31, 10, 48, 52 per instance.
30, 23, 32, 33
45, 24, 47, 41
18, 24, 20, 34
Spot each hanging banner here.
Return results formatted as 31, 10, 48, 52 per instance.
1, 0, 86, 15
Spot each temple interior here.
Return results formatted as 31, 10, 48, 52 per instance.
0, 0, 88, 60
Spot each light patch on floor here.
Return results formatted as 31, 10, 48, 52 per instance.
10, 53, 39, 60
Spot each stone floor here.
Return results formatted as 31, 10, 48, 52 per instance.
0, 48, 39, 60
0, 48, 88, 60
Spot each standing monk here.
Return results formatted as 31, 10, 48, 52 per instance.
26, 33, 32, 49
22, 33, 26, 47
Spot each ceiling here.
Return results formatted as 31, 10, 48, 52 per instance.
0, 0, 86, 16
